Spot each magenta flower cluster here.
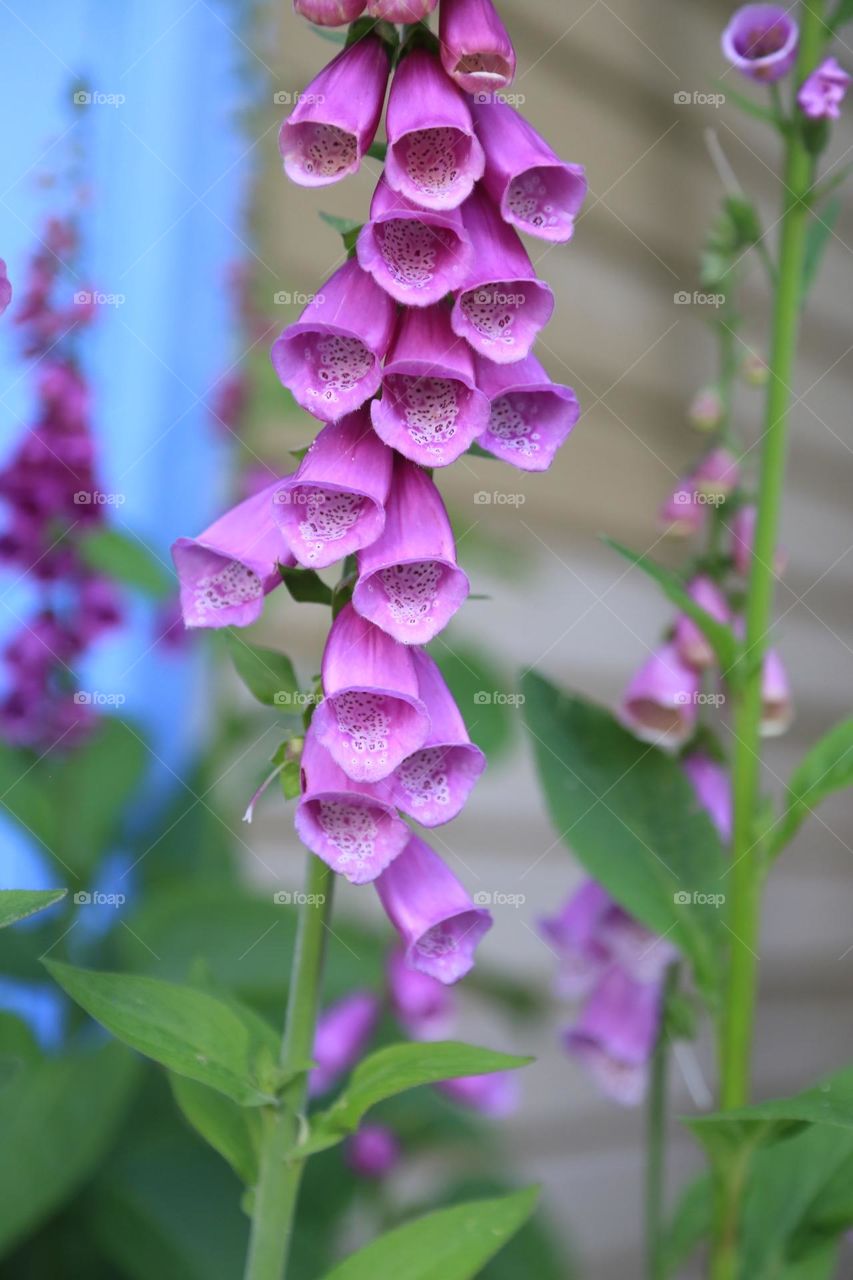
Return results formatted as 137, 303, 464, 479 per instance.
173, 0, 585, 987
0, 219, 122, 749
722, 5, 849, 121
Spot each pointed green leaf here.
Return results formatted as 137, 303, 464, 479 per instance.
688, 1067, 853, 1158
602, 537, 740, 674
304, 1041, 532, 1155
279, 564, 334, 606
830, 0, 853, 31
169, 1073, 261, 1184
521, 675, 725, 999
318, 1187, 539, 1280
319, 211, 363, 256
662, 1175, 711, 1277
225, 632, 299, 708
802, 197, 842, 301
44, 961, 279, 1105
79, 527, 172, 598
0, 888, 66, 929
767, 719, 853, 861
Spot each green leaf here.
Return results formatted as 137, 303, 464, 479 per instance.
0, 745, 59, 856
44, 961, 279, 1105
433, 641, 516, 762
0, 888, 66, 929
79, 527, 172, 598
304, 1042, 532, 1156
766, 719, 853, 861
366, 141, 387, 162
318, 1187, 539, 1280
0, 1040, 138, 1255
279, 564, 333, 606
169, 1074, 261, 1184
603, 537, 740, 674
720, 84, 780, 125
319, 211, 363, 256
688, 1066, 853, 1158
225, 631, 299, 708
830, 0, 853, 31
521, 675, 725, 998
662, 1175, 711, 1276
802, 197, 841, 301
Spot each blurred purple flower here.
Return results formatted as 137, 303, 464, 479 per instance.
673, 575, 731, 671
438, 1070, 519, 1116
761, 647, 793, 737
564, 967, 663, 1107
683, 753, 732, 842
730, 504, 787, 578
721, 5, 799, 82
345, 1124, 401, 1178
619, 642, 700, 751
0, 259, 11, 316
309, 990, 381, 1096
387, 945, 455, 1039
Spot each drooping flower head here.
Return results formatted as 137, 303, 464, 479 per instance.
271, 259, 396, 421
385, 48, 484, 211
389, 649, 485, 826
564, 967, 663, 1107
172, 478, 293, 629
345, 1124, 402, 1177
295, 727, 410, 883
370, 304, 490, 466
452, 188, 554, 364
471, 97, 587, 243
309, 990, 380, 1096
475, 352, 579, 471
683, 753, 732, 842
294, 0, 366, 24
729, 503, 787, 578
619, 642, 700, 751
438, 1070, 519, 1115
439, 0, 517, 95
687, 386, 724, 432
311, 603, 430, 781
273, 410, 393, 568
375, 832, 493, 983
760, 647, 793, 737
673, 575, 731, 671
357, 174, 472, 306
658, 483, 707, 539
353, 456, 470, 643
387, 944, 455, 1039
799, 56, 850, 118
692, 447, 739, 499
721, 4, 799, 83
278, 35, 390, 186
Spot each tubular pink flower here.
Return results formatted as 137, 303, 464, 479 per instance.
370, 304, 490, 466
353, 456, 470, 643
721, 5, 799, 83
470, 97, 586, 243
312, 603, 430, 781
658, 484, 707, 538
295, 728, 410, 883
439, 0, 517, 96
564, 968, 662, 1107
387, 945, 455, 1039
760, 647, 793, 737
367, 0, 437, 19
730, 504, 787, 577
309, 990, 380, 1096
798, 56, 850, 120
674, 576, 731, 670
278, 36, 390, 186
474, 351, 579, 471
451, 189, 554, 364
271, 259, 396, 421
539, 880, 614, 999
356, 175, 472, 306
384, 49, 484, 211
272, 411, 392, 568
0, 260, 11, 316
692, 447, 739, 498
688, 386, 724, 432
374, 832, 493, 983
389, 649, 485, 825
620, 642, 700, 751
345, 1124, 401, 1178
172, 479, 293, 629
294, 0, 365, 23
683, 753, 732, 842
438, 1070, 519, 1115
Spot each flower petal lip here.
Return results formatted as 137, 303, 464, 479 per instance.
293, 0, 366, 24
721, 4, 799, 83
278, 35, 391, 186
374, 832, 493, 983
474, 351, 579, 471
471, 97, 587, 243
366, 0, 437, 19
312, 603, 430, 782
353, 455, 470, 644
439, 0, 517, 95
295, 729, 410, 883
619, 642, 701, 752
370, 305, 490, 467
385, 49, 485, 211
564, 968, 662, 1107
271, 259, 396, 421
356, 175, 472, 307
272, 410, 393, 569
387, 648, 485, 825
451, 189, 554, 364
171, 478, 294, 629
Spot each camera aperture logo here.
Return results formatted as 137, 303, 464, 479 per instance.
673, 889, 725, 908
273, 890, 326, 906
74, 890, 126, 907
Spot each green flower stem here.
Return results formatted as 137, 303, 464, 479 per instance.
645, 968, 676, 1280
244, 854, 334, 1280
711, 4, 826, 1275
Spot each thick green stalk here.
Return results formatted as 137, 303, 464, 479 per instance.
244, 854, 334, 1280
711, 4, 825, 1275
645, 970, 675, 1280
